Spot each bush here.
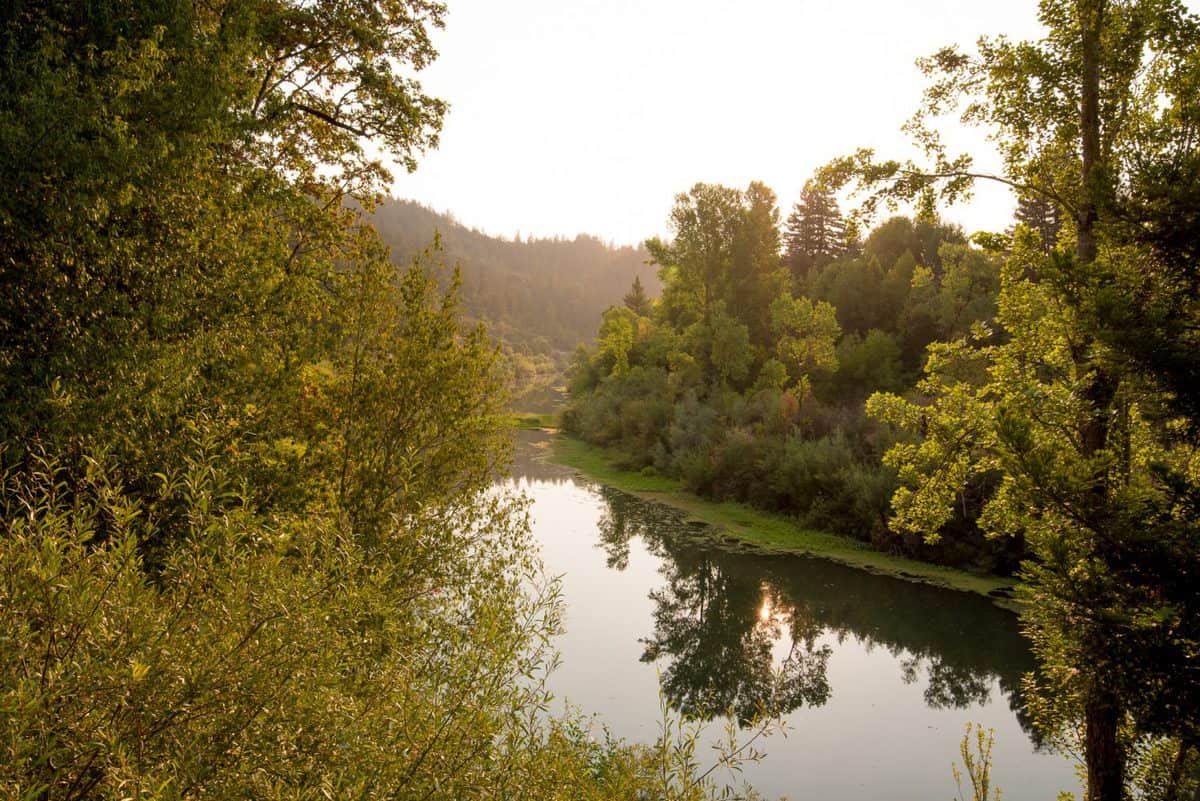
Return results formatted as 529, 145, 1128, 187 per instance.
766, 434, 896, 540
0, 451, 573, 800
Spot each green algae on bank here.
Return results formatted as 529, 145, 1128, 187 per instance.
506, 411, 559, 430
549, 435, 1017, 602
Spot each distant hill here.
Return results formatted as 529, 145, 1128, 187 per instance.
369, 200, 659, 356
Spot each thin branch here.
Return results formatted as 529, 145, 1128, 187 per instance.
901, 169, 1078, 216
291, 103, 370, 138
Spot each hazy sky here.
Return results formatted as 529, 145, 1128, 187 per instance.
389, 0, 1053, 246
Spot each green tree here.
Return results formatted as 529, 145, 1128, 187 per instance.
769, 294, 841, 391
807, 256, 888, 335
648, 183, 744, 335
783, 180, 847, 279
732, 182, 792, 346
1013, 192, 1064, 253
706, 308, 755, 390
0, 0, 447, 434
647, 182, 787, 356
0, 3, 782, 799
934, 243, 1001, 338
829, 2, 1200, 798
597, 305, 638, 377
821, 330, 905, 403
624, 275, 655, 317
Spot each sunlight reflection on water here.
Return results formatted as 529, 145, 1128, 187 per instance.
501, 431, 1080, 801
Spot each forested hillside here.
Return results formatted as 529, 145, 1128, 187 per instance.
371, 200, 659, 358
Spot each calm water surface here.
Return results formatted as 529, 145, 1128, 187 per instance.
505, 431, 1079, 800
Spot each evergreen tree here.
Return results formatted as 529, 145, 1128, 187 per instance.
783, 181, 847, 279
1013, 192, 1063, 253
624, 275, 654, 317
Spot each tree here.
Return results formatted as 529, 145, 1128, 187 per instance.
806, 256, 888, 335
769, 294, 841, 390
648, 183, 744, 335
0, 0, 448, 435
732, 182, 791, 347
783, 180, 847, 279
828, 2, 1200, 799
647, 182, 789, 386
1, 3, 777, 798
624, 275, 654, 317
1013, 192, 1064, 253
705, 308, 755, 390
0, 0, 462, 543
597, 305, 638, 377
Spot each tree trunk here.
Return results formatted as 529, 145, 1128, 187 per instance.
1078, 0, 1103, 266
1077, 5, 1125, 801
1085, 687, 1124, 801
1164, 741, 1191, 801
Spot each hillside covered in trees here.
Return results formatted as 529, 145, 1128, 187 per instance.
370, 200, 659, 359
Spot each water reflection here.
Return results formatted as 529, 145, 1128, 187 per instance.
503, 431, 1073, 799
641, 550, 832, 724
593, 483, 1036, 734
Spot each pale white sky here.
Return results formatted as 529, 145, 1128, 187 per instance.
389, 0, 1052, 246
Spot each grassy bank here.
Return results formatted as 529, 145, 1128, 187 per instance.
550, 436, 1016, 601
506, 411, 559, 430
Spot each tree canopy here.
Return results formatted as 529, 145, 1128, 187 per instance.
822, 2, 1200, 798
0, 3, 767, 798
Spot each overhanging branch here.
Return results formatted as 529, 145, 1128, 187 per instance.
292, 102, 370, 138
902, 169, 1078, 217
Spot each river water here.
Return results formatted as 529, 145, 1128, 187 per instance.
506, 430, 1079, 800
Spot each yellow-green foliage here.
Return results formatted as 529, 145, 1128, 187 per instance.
0, 453, 558, 799
0, 3, 770, 799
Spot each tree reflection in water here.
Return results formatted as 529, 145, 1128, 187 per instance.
593, 485, 1039, 735
641, 553, 832, 724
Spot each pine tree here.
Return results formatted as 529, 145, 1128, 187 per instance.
1013, 193, 1063, 253
623, 275, 653, 317
783, 181, 847, 279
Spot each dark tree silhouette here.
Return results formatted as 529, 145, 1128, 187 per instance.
783, 181, 847, 279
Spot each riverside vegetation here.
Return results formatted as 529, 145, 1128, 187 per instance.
565, 1, 1200, 799
0, 2, 778, 799
3, 0, 1199, 800
564, 201, 1020, 574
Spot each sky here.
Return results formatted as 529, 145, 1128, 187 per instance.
388, 0, 1053, 247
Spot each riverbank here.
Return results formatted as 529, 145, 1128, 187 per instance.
547, 434, 1017, 603
507, 411, 558, 430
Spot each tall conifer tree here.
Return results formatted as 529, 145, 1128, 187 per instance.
783, 181, 847, 278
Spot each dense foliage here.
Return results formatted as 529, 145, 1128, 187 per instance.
566, 190, 1014, 572
822, 0, 1200, 798
0, 2, 765, 798
569, 5, 1200, 797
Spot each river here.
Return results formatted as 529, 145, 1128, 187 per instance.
505, 430, 1079, 800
